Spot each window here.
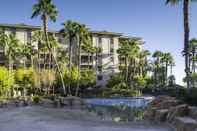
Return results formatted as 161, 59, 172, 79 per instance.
10, 28, 16, 35
27, 31, 31, 43
98, 65, 102, 72
97, 75, 103, 80
99, 37, 102, 44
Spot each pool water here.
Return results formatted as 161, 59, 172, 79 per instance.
86, 98, 153, 122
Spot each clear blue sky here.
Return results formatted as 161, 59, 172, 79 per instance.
1, 0, 197, 85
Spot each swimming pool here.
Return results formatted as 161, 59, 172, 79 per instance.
85, 97, 153, 122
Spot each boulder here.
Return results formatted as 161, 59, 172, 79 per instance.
167, 104, 189, 122
0, 100, 8, 108
155, 109, 169, 122
40, 98, 55, 108
60, 96, 86, 108
54, 99, 61, 108
174, 117, 197, 131
144, 107, 157, 121
149, 95, 181, 110
189, 106, 197, 120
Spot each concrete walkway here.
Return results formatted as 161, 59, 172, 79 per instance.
0, 106, 174, 131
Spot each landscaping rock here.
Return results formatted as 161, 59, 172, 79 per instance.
144, 107, 157, 121
60, 96, 86, 108
155, 109, 169, 122
149, 95, 181, 110
54, 99, 61, 108
40, 99, 55, 108
189, 106, 197, 120
174, 117, 197, 131
167, 104, 189, 122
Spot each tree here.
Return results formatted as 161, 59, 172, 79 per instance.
60, 20, 80, 95
139, 50, 151, 77
189, 38, 197, 73
31, 0, 66, 95
161, 53, 174, 85
152, 51, 163, 87
166, 0, 196, 88
0, 67, 14, 96
117, 39, 141, 85
75, 24, 91, 96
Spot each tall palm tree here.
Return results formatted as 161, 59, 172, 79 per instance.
117, 39, 140, 84
0, 33, 20, 96
189, 38, 197, 73
152, 51, 163, 87
166, 0, 196, 88
60, 20, 80, 95
139, 50, 151, 77
161, 53, 174, 85
117, 40, 130, 82
31, 0, 66, 94
32, 30, 45, 93
2, 34, 20, 72
75, 24, 91, 96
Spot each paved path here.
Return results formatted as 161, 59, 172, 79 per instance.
0, 106, 174, 131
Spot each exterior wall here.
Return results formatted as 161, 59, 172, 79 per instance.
92, 35, 120, 87
1, 24, 144, 87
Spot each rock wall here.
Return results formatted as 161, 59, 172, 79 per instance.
145, 95, 197, 131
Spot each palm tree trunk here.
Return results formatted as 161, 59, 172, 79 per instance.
8, 55, 12, 97
68, 37, 72, 95
192, 50, 195, 73
165, 63, 168, 86
170, 65, 173, 75
38, 51, 41, 93
75, 38, 81, 97
184, 0, 190, 88
23, 59, 26, 97
43, 14, 66, 95
125, 56, 128, 82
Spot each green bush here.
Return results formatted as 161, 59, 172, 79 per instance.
80, 69, 96, 88
15, 68, 34, 92
106, 74, 124, 88
56, 66, 96, 95
0, 67, 14, 96
32, 95, 40, 104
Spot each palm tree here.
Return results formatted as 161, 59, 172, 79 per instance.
166, 0, 196, 88
189, 38, 197, 73
32, 30, 45, 93
75, 24, 91, 96
139, 50, 151, 77
0, 33, 20, 96
31, 0, 66, 95
60, 20, 80, 95
161, 53, 174, 85
117, 40, 130, 82
117, 39, 140, 85
152, 51, 163, 87
2, 34, 20, 72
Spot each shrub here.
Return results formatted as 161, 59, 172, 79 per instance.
32, 95, 40, 104
15, 68, 34, 94
80, 69, 96, 88
106, 74, 124, 88
40, 69, 56, 93
0, 67, 14, 96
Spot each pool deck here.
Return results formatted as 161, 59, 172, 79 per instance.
0, 106, 174, 131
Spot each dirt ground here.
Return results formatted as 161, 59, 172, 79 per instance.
0, 106, 174, 131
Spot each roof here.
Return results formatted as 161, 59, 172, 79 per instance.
0, 23, 41, 30
90, 30, 122, 36
120, 36, 145, 45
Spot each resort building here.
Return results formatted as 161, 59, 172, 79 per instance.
0, 23, 143, 86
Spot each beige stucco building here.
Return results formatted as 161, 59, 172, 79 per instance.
0, 23, 142, 86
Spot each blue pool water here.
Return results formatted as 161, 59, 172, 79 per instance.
85, 97, 153, 122
86, 97, 152, 108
